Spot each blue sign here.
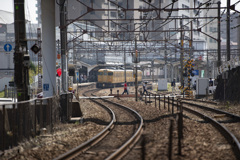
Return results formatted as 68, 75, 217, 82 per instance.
192, 70, 199, 76
43, 84, 49, 91
76, 72, 79, 81
4, 44, 12, 52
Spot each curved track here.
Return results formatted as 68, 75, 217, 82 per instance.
54, 88, 143, 160
180, 100, 240, 159
165, 98, 240, 159
147, 94, 240, 159
54, 89, 115, 160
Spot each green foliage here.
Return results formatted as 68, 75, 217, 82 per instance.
0, 91, 4, 98
75, 121, 79, 125
167, 83, 171, 92
29, 61, 38, 84
29, 61, 37, 74
225, 101, 230, 108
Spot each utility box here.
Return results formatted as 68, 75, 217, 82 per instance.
196, 78, 209, 98
158, 79, 168, 91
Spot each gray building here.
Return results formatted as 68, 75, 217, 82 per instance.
0, 10, 39, 91
221, 13, 239, 43
0, 10, 14, 91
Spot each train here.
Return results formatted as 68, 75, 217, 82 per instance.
96, 69, 142, 88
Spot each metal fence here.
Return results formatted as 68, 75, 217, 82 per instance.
0, 96, 62, 151
3, 87, 17, 99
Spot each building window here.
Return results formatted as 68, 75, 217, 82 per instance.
182, 14, 189, 22
118, 2, 122, 6
182, 4, 189, 12
111, 22, 115, 28
110, 12, 116, 17
210, 27, 217, 32
110, 2, 115, 6
90, 32, 94, 37
210, 38, 216, 43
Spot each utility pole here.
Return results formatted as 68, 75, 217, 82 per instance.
60, 0, 68, 93
217, 1, 221, 67
96, 50, 99, 65
14, 0, 30, 101
124, 48, 126, 82
151, 61, 154, 82
207, 50, 209, 77
73, 40, 76, 83
135, 38, 138, 102
164, 32, 167, 79
187, 21, 193, 90
227, 0, 231, 61
37, 28, 42, 93
238, 14, 240, 60
190, 21, 193, 59
180, 19, 184, 87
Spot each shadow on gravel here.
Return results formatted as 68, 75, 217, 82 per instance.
183, 115, 208, 123
83, 118, 111, 125
143, 114, 177, 123
183, 115, 240, 124
217, 119, 240, 123
114, 121, 140, 125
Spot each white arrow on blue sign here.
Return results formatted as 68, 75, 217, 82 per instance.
4, 44, 12, 52
76, 72, 79, 81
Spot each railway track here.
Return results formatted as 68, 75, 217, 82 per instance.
180, 100, 240, 159
157, 96, 240, 159
141, 92, 240, 159
54, 89, 143, 160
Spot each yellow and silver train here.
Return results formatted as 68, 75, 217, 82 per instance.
97, 69, 142, 88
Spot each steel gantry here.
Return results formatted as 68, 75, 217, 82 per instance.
59, 0, 239, 93
63, 0, 235, 59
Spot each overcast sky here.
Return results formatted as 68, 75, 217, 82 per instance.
0, 0, 239, 24
0, 0, 37, 23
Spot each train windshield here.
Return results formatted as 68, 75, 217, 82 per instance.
98, 72, 103, 75
108, 72, 113, 75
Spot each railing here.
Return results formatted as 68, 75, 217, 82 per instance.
0, 96, 62, 152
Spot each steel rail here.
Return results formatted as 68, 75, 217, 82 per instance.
147, 94, 240, 159
181, 98, 218, 105
158, 97, 240, 159
183, 106, 240, 159
156, 96, 240, 121
182, 101, 240, 121
101, 99, 144, 160
53, 91, 116, 160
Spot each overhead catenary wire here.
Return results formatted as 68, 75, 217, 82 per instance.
65, 0, 237, 63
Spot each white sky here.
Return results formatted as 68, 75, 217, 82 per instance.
0, 0, 37, 23
0, 0, 239, 24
